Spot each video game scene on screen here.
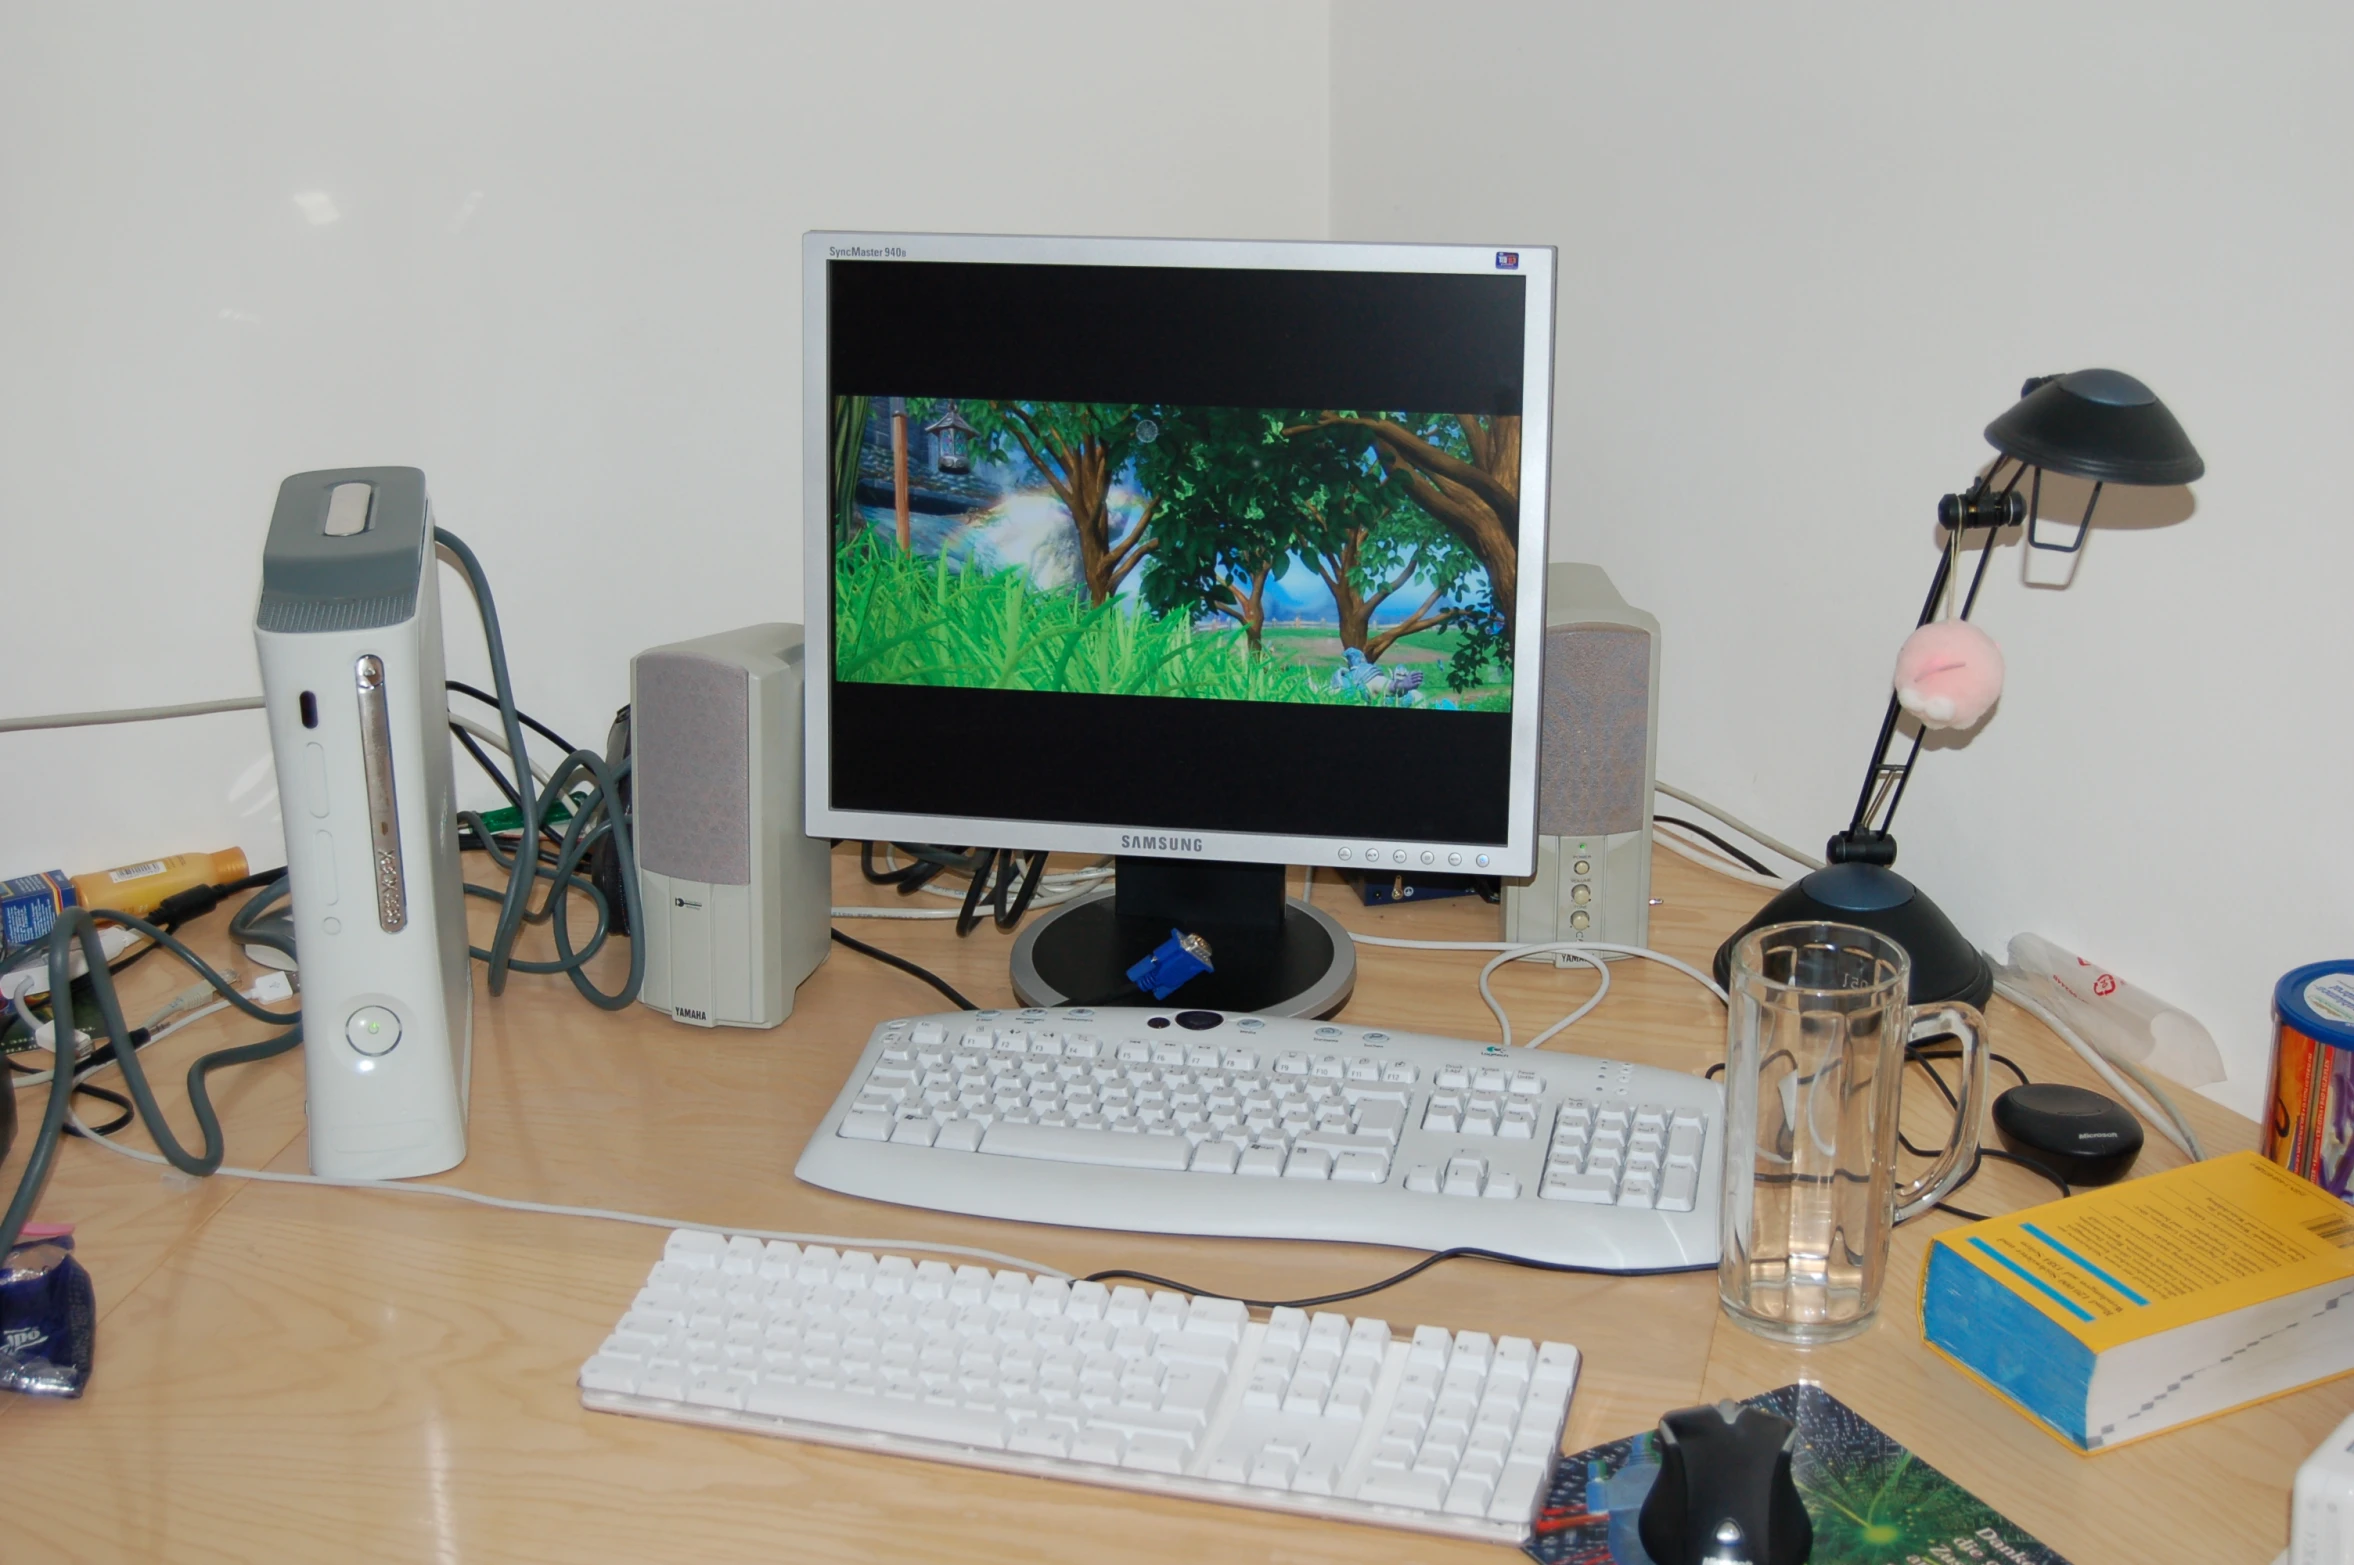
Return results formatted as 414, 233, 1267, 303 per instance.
829, 396, 1520, 713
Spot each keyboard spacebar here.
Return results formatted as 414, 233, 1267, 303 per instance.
747, 1382, 1008, 1449
977, 1122, 1194, 1171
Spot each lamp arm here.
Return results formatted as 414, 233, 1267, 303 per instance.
1832, 476, 2026, 861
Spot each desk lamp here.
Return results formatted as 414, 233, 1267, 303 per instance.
1712, 370, 2204, 1006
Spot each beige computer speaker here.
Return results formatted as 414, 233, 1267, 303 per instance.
632, 624, 831, 1028
1501, 563, 1659, 960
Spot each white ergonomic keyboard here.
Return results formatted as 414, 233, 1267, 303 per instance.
795, 1006, 1723, 1272
580, 1230, 1581, 1542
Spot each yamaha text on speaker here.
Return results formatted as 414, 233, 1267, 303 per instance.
1502, 563, 1659, 959
255, 467, 473, 1179
632, 625, 831, 1028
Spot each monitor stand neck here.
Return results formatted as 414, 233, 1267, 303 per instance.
1114, 857, 1286, 928
1006, 857, 1355, 1018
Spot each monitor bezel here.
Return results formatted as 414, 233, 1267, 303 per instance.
802, 231, 1555, 879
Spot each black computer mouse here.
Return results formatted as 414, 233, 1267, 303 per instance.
1638, 1401, 1811, 1565
1993, 1082, 2142, 1187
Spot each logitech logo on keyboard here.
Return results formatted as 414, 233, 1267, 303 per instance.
1120, 834, 1204, 853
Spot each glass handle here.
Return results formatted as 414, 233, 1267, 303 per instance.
1892, 1001, 1987, 1223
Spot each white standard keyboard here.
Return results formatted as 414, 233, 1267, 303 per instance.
580, 1230, 1581, 1543
795, 1007, 1723, 1272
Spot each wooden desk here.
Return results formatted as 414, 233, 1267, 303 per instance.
2, 846, 2334, 1562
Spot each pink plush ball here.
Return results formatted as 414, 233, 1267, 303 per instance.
1893, 619, 2005, 729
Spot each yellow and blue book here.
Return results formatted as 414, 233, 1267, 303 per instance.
1920, 1151, 2354, 1451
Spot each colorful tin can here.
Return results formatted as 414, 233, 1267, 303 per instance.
2269, 961, 2354, 1206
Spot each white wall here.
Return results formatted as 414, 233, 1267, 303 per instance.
1332, 1, 2353, 1117
0, 0, 1331, 882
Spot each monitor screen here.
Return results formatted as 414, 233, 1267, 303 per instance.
803, 234, 1553, 878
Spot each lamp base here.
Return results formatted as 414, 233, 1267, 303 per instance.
1712, 862, 1993, 1009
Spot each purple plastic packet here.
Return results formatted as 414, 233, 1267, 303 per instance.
2, 1228, 97, 1397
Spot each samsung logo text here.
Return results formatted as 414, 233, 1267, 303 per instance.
1120, 834, 1204, 853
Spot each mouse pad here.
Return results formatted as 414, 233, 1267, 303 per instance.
1526, 1383, 2071, 1565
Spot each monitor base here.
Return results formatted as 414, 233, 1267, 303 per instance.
1009, 888, 1356, 1018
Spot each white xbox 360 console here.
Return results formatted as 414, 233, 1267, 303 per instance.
1502, 563, 1660, 961
254, 467, 472, 1179
632, 625, 831, 1029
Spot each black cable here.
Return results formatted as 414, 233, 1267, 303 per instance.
828, 929, 977, 1011
1654, 815, 1775, 876
954, 848, 999, 937
452, 722, 527, 815
65, 1080, 133, 1138
993, 851, 1049, 932
445, 679, 578, 757
1084, 1245, 1708, 1312
1930, 1149, 2072, 1224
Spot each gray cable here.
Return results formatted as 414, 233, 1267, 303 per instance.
0, 695, 263, 734
436, 528, 644, 1008
435, 530, 541, 995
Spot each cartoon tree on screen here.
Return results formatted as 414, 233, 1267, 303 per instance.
1285, 427, 1478, 663
1283, 412, 1521, 641
1133, 406, 1296, 652
963, 401, 1155, 605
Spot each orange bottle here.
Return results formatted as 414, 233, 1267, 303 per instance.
70, 849, 248, 920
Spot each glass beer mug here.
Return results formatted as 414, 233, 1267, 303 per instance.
1720, 922, 1986, 1343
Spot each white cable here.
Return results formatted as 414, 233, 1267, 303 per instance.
1350, 931, 1729, 1000
1347, 932, 1727, 1049
1654, 822, 1789, 889
830, 880, 1103, 922
61, 1100, 1076, 1278
1473, 946, 1611, 1050
449, 713, 553, 787
0, 695, 264, 734
1993, 977, 2203, 1160
1656, 781, 1825, 872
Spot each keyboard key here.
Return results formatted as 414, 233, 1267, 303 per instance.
1283, 1147, 1332, 1181
979, 1121, 1193, 1171
1236, 1145, 1287, 1177
1442, 1157, 1486, 1198
1189, 1139, 1239, 1174
1124, 1433, 1189, 1473
1659, 1162, 1701, 1212
839, 1111, 894, 1142
1332, 1151, 1388, 1183
1541, 1170, 1617, 1203
1361, 1468, 1448, 1510
748, 1377, 1012, 1449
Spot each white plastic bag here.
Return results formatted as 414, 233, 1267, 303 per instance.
1998, 932, 2225, 1087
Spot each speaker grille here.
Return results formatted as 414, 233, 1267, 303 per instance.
635, 652, 751, 886
1537, 624, 1650, 837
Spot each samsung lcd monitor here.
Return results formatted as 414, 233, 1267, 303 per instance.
805, 233, 1555, 1013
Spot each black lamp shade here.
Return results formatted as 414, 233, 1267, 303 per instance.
1983, 368, 2204, 486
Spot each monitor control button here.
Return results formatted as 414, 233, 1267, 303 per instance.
1391, 849, 1406, 865
346, 1005, 401, 1056
1419, 850, 1434, 865
1363, 845, 1380, 862
1448, 852, 1463, 867
1337, 847, 1352, 862
1476, 854, 1491, 868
